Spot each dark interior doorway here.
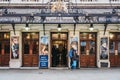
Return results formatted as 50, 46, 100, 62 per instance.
51, 32, 68, 67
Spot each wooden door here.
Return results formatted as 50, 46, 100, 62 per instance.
0, 32, 10, 66
109, 32, 120, 67
80, 32, 97, 67
22, 32, 39, 67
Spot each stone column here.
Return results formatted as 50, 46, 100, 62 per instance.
39, 31, 50, 68
68, 30, 80, 68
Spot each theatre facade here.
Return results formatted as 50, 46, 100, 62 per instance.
0, 0, 120, 69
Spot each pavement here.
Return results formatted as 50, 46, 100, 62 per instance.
0, 68, 120, 80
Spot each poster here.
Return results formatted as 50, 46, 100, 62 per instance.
70, 37, 78, 51
39, 36, 49, 68
100, 37, 108, 59
11, 36, 19, 59
40, 36, 49, 55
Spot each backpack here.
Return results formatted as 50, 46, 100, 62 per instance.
69, 49, 73, 58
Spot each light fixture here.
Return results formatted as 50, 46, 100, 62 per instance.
109, 33, 114, 39
89, 24, 94, 31
25, 23, 30, 31
57, 24, 61, 31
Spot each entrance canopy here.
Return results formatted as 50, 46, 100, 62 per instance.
0, 1, 120, 24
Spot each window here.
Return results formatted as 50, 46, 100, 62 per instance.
109, 41, 115, 53
118, 42, 120, 55
89, 41, 95, 54
4, 33, 10, 39
80, 33, 88, 39
24, 42, 29, 54
89, 34, 95, 40
31, 33, 39, 39
80, 41, 86, 54
52, 33, 68, 40
22, 32, 39, 54
32, 41, 39, 54
0, 32, 10, 55
117, 34, 120, 39
4, 43, 10, 54
80, 32, 96, 55
109, 32, 120, 55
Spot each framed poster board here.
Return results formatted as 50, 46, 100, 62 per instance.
11, 36, 19, 59
100, 37, 108, 59
40, 36, 49, 55
39, 36, 49, 68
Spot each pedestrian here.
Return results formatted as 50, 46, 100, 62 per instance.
69, 48, 74, 69
72, 50, 77, 69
